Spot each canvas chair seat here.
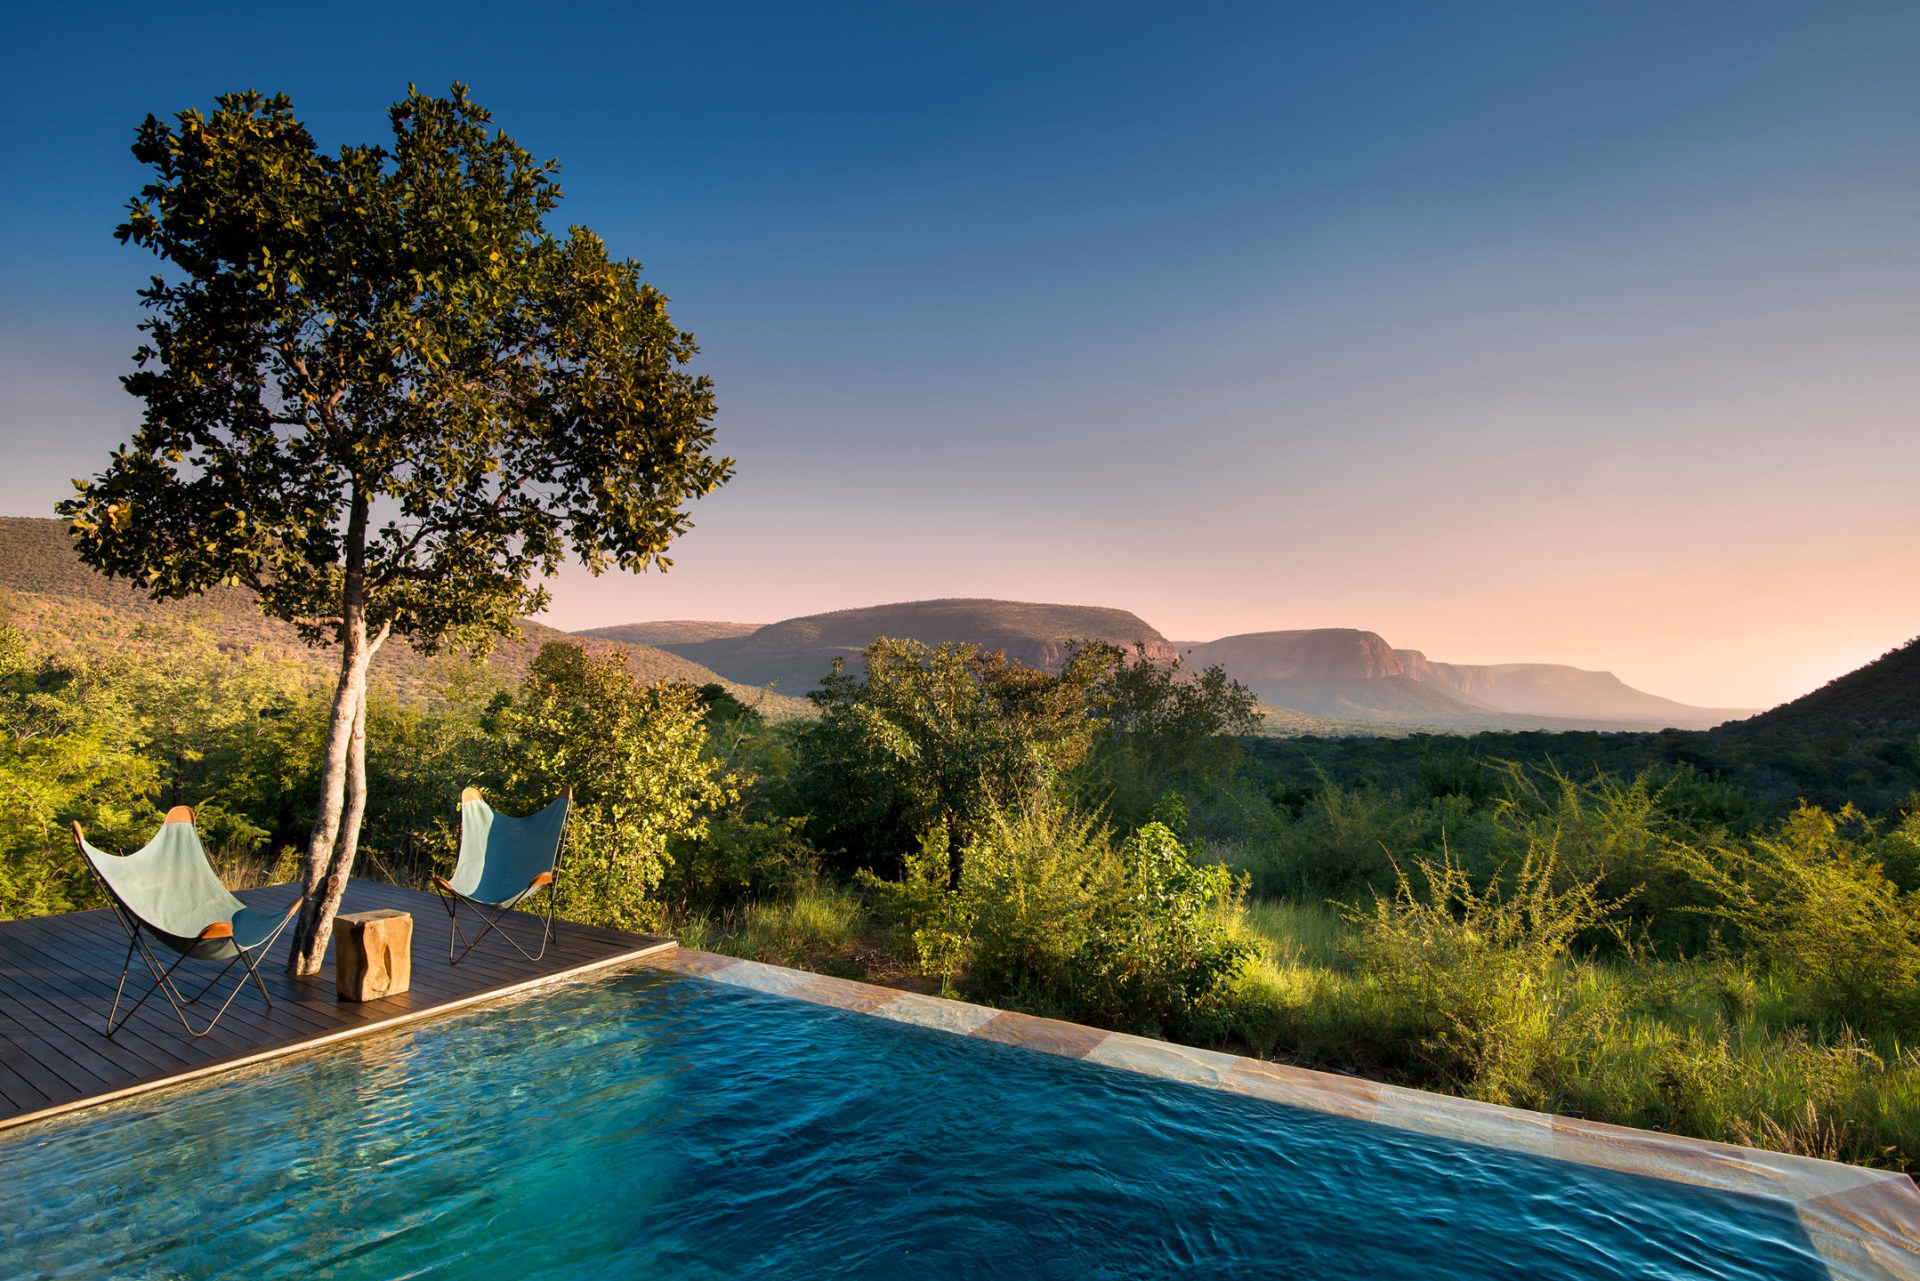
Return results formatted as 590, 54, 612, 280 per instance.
72, 807, 303, 1038
433, 786, 571, 963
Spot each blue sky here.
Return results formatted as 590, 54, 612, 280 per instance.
3, 2, 1916, 706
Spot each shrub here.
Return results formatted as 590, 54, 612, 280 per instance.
953, 806, 1123, 1007
1067, 819, 1255, 1035
1343, 851, 1621, 1104
487, 642, 736, 932
1683, 806, 1920, 1028
860, 800, 1255, 1033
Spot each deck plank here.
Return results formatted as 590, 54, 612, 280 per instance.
0, 881, 673, 1130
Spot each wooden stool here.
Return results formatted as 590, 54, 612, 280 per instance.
336, 909, 413, 1001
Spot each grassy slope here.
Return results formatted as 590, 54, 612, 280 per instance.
0, 517, 813, 720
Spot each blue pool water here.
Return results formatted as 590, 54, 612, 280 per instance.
0, 969, 1826, 1280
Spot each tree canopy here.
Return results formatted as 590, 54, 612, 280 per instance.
61, 84, 729, 650
58, 84, 732, 969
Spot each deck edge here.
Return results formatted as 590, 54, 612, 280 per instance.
0, 938, 677, 1134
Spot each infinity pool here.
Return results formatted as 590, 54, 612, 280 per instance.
0, 967, 1828, 1279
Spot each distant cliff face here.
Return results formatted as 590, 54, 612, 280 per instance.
638, 598, 1177, 693
1180, 628, 1747, 728
1179, 630, 1491, 721
1394, 650, 1748, 726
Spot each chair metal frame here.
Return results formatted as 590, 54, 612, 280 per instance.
433, 785, 572, 965
72, 808, 305, 1039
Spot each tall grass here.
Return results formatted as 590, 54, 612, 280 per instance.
681, 884, 867, 974
1212, 882, 1920, 1170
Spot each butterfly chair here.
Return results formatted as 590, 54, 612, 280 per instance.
433, 785, 571, 964
71, 807, 304, 1038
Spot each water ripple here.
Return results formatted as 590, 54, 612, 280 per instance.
0, 969, 1828, 1280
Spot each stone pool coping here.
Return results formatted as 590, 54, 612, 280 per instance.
648, 948, 1920, 1281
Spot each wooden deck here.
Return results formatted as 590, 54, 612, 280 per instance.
0, 880, 674, 1131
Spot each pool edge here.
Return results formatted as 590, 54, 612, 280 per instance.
655, 948, 1920, 1281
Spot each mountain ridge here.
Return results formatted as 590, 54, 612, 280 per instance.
586, 606, 1751, 730
612, 598, 1179, 694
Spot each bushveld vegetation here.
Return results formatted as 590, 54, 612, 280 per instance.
7, 611, 1920, 1171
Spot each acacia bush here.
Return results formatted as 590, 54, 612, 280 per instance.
1682, 806, 1920, 1029
1342, 852, 1621, 1104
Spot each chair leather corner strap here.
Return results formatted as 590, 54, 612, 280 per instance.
198, 921, 234, 940
433, 875, 455, 893
528, 872, 554, 888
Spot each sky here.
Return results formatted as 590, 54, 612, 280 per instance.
2, 1, 1916, 709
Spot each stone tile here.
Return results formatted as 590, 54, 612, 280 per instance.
1224, 1059, 1382, 1123
704, 958, 815, 995
643, 948, 741, 976
787, 975, 904, 1013
972, 1011, 1109, 1060
1372, 1084, 1554, 1158
870, 991, 1002, 1036
1085, 1034, 1241, 1088
1546, 1115, 1883, 1201
1797, 1177, 1920, 1281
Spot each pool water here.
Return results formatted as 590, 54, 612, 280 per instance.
0, 968, 1826, 1280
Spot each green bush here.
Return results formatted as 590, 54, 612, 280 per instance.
1683, 806, 1920, 1028
487, 642, 737, 933
951, 806, 1122, 1007
865, 801, 1254, 1035
1343, 851, 1621, 1104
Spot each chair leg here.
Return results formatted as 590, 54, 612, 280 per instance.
442, 892, 554, 965
104, 920, 296, 1039
106, 935, 196, 1036
107, 938, 240, 1039
238, 945, 275, 1009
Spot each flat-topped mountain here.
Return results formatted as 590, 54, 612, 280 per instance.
634, 598, 1177, 693
599, 607, 1739, 730
1180, 629, 1494, 723
1181, 628, 1746, 729
1394, 650, 1751, 726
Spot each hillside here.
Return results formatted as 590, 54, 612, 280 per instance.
636, 598, 1179, 693
1716, 636, 1920, 739
1686, 635, 1920, 809
0, 517, 812, 721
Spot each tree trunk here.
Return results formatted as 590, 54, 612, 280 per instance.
301, 690, 372, 964
288, 487, 379, 975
